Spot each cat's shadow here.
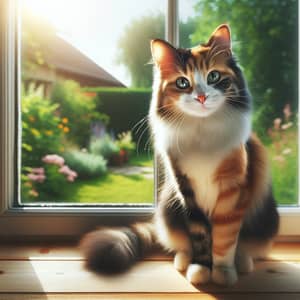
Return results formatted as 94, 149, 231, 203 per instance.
186, 259, 300, 299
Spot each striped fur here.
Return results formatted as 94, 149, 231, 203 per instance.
150, 24, 279, 286
80, 24, 278, 287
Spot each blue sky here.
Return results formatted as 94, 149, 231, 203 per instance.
21, 0, 197, 86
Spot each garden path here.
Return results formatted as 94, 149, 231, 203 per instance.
109, 165, 153, 179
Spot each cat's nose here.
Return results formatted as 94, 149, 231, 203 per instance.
196, 94, 207, 104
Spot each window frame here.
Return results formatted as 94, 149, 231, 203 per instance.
0, 0, 299, 240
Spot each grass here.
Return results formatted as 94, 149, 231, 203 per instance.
267, 127, 298, 206
127, 153, 153, 167
23, 154, 154, 204
61, 173, 154, 204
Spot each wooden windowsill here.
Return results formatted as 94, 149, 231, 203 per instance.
0, 242, 299, 299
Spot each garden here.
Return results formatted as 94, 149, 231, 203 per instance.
21, 81, 154, 204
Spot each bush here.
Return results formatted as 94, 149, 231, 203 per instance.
22, 154, 78, 201
22, 90, 65, 167
89, 87, 151, 152
116, 131, 136, 155
51, 80, 109, 147
89, 135, 120, 159
64, 150, 107, 179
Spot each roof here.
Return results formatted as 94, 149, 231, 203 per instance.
43, 34, 126, 87
22, 12, 125, 87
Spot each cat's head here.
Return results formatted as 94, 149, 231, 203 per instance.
150, 24, 251, 120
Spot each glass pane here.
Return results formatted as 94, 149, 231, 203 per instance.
19, 0, 165, 205
179, 0, 298, 206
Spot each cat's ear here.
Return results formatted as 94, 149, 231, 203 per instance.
207, 24, 231, 50
151, 39, 179, 76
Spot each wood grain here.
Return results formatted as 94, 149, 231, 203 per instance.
0, 260, 300, 293
0, 242, 299, 261
1, 293, 300, 300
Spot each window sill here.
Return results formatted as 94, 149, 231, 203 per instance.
0, 242, 299, 298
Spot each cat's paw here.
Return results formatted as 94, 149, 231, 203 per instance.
236, 253, 254, 274
212, 265, 238, 286
186, 264, 211, 285
174, 252, 191, 272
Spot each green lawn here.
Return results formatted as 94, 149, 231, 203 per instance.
127, 153, 153, 167
267, 127, 298, 206
62, 173, 154, 204
23, 154, 154, 204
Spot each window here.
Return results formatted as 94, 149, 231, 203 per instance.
19, 0, 166, 206
0, 0, 299, 238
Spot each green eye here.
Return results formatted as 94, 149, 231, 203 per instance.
207, 70, 221, 84
176, 77, 190, 89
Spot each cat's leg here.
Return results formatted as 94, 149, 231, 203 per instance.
185, 213, 212, 285
155, 193, 192, 272
211, 188, 246, 286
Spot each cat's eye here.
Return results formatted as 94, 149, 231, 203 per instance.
207, 70, 221, 85
176, 77, 190, 89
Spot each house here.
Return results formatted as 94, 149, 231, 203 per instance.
22, 13, 125, 97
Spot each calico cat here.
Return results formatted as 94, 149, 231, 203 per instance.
80, 24, 279, 286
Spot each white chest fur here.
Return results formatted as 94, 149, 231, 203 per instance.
177, 152, 224, 216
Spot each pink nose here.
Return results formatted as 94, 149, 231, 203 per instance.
197, 94, 207, 104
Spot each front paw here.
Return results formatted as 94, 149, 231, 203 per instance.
212, 265, 238, 286
174, 251, 191, 272
186, 264, 211, 285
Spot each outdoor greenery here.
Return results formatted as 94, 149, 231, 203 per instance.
92, 87, 152, 151
51, 80, 108, 147
63, 151, 107, 179
117, 14, 197, 87
21, 0, 297, 206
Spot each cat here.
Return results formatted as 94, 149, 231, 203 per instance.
80, 24, 279, 286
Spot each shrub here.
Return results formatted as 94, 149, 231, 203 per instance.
89, 135, 120, 159
89, 87, 151, 152
116, 131, 136, 155
22, 90, 65, 167
64, 150, 107, 179
51, 80, 109, 147
22, 154, 78, 201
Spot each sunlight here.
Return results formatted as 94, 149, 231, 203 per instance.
20, 0, 94, 35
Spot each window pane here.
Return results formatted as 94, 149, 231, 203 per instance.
179, 0, 298, 206
19, 0, 165, 205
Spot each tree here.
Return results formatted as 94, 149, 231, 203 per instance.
117, 14, 197, 88
192, 0, 298, 133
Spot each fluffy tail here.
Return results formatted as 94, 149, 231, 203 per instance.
80, 222, 156, 273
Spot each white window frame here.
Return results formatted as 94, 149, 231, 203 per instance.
0, 0, 299, 240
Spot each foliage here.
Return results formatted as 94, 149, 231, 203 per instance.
90, 87, 152, 152
22, 87, 65, 167
117, 14, 197, 87
192, 0, 298, 129
63, 150, 107, 179
51, 80, 109, 147
89, 135, 120, 159
23, 173, 154, 204
266, 104, 298, 205
22, 154, 78, 201
116, 131, 136, 154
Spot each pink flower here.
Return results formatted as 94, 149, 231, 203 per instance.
281, 122, 293, 130
59, 165, 72, 175
31, 167, 45, 175
67, 175, 75, 182
28, 173, 46, 183
273, 118, 282, 130
283, 103, 292, 121
42, 154, 65, 167
59, 165, 78, 181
